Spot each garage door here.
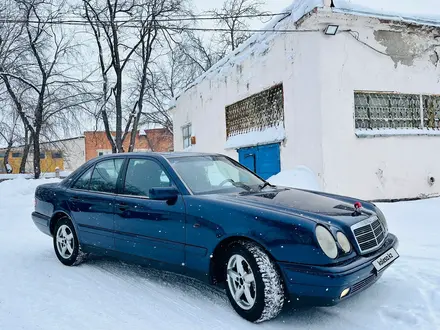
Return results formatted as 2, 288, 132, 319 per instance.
237, 143, 281, 180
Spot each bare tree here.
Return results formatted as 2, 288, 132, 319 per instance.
136, 0, 265, 133
139, 31, 223, 134
0, 0, 95, 178
19, 124, 32, 173
83, 0, 187, 153
0, 106, 19, 172
177, 31, 224, 74
0, 0, 30, 173
209, 0, 266, 51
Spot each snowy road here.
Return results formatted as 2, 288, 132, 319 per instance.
0, 179, 439, 330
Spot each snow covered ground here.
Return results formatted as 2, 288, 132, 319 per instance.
0, 178, 439, 330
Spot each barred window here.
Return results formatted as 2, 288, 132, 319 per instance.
226, 84, 284, 138
423, 95, 440, 129
182, 124, 192, 149
355, 92, 440, 130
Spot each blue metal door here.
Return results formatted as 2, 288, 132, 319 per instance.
238, 143, 280, 180
238, 147, 256, 172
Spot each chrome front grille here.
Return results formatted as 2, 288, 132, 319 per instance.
351, 216, 385, 254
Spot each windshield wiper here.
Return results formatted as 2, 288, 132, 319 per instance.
231, 181, 253, 192
258, 181, 275, 190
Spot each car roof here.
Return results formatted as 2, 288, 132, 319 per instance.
97, 151, 223, 160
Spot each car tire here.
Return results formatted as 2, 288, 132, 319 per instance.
53, 217, 86, 266
224, 241, 285, 323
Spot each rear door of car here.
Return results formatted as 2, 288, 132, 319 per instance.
113, 157, 186, 268
67, 157, 125, 251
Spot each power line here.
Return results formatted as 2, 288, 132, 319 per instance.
168, 27, 319, 33
0, 17, 320, 33
0, 12, 291, 23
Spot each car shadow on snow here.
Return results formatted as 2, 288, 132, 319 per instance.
80, 254, 385, 327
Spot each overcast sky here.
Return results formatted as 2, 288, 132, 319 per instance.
193, 0, 294, 13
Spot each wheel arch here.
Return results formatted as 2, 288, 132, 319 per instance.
209, 235, 285, 286
49, 211, 73, 236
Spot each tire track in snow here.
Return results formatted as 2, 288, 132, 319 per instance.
74, 258, 243, 329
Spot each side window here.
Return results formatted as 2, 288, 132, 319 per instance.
182, 124, 192, 149
72, 167, 93, 190
124, 159, 172, 197
89, 159, 124, 193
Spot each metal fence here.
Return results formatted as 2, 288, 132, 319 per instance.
225, 84, 284, 137
354, 92, 440, 130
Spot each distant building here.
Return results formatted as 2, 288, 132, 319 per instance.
171, 0, 440, 200
84, 128, 174, 161
0, 128, 174, 174
0, 136, 85, 174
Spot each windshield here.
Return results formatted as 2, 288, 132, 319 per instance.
168, 155, 267, 194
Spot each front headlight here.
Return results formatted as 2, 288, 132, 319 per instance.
316, 225, 338, 259
375, 206, 388, 233
336, 232, 351, 253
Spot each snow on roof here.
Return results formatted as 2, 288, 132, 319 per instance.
333, 0, 440, 28
175, 0, 440, 103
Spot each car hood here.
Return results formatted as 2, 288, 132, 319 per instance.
209, 188, 373, 227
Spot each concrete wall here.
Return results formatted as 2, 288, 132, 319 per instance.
311, 11, 440, 199
172, 17, 325, 185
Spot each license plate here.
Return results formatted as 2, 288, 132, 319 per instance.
372, 248, 399, 272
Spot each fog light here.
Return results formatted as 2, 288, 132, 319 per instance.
340, 288, 350, 299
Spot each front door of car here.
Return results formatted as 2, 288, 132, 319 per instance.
67, 158, 125, 251
113, 157, 186, 268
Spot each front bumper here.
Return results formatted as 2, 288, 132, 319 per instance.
279, 233, 399, 306
32, 212, 52, 237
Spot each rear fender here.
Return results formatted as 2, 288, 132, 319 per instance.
50, 210, 82, 241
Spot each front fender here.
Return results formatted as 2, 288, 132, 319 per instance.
182, 196, 343, 280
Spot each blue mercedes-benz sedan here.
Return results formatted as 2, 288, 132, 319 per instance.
32, 152, 399, 323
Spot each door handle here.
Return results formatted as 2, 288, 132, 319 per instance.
117, 203, 128, 211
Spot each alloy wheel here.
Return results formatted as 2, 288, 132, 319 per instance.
56, 224, 75, 259
226, 254, 257, 310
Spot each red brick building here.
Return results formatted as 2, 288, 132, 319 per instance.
84, 129, 173, 161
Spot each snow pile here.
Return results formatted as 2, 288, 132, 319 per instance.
225, 125, 285, 149
334, 0, 440, 27
268, 166, 321, 191
0, 178, 60, 208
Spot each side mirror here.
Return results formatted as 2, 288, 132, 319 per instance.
149, 187, 179, 202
